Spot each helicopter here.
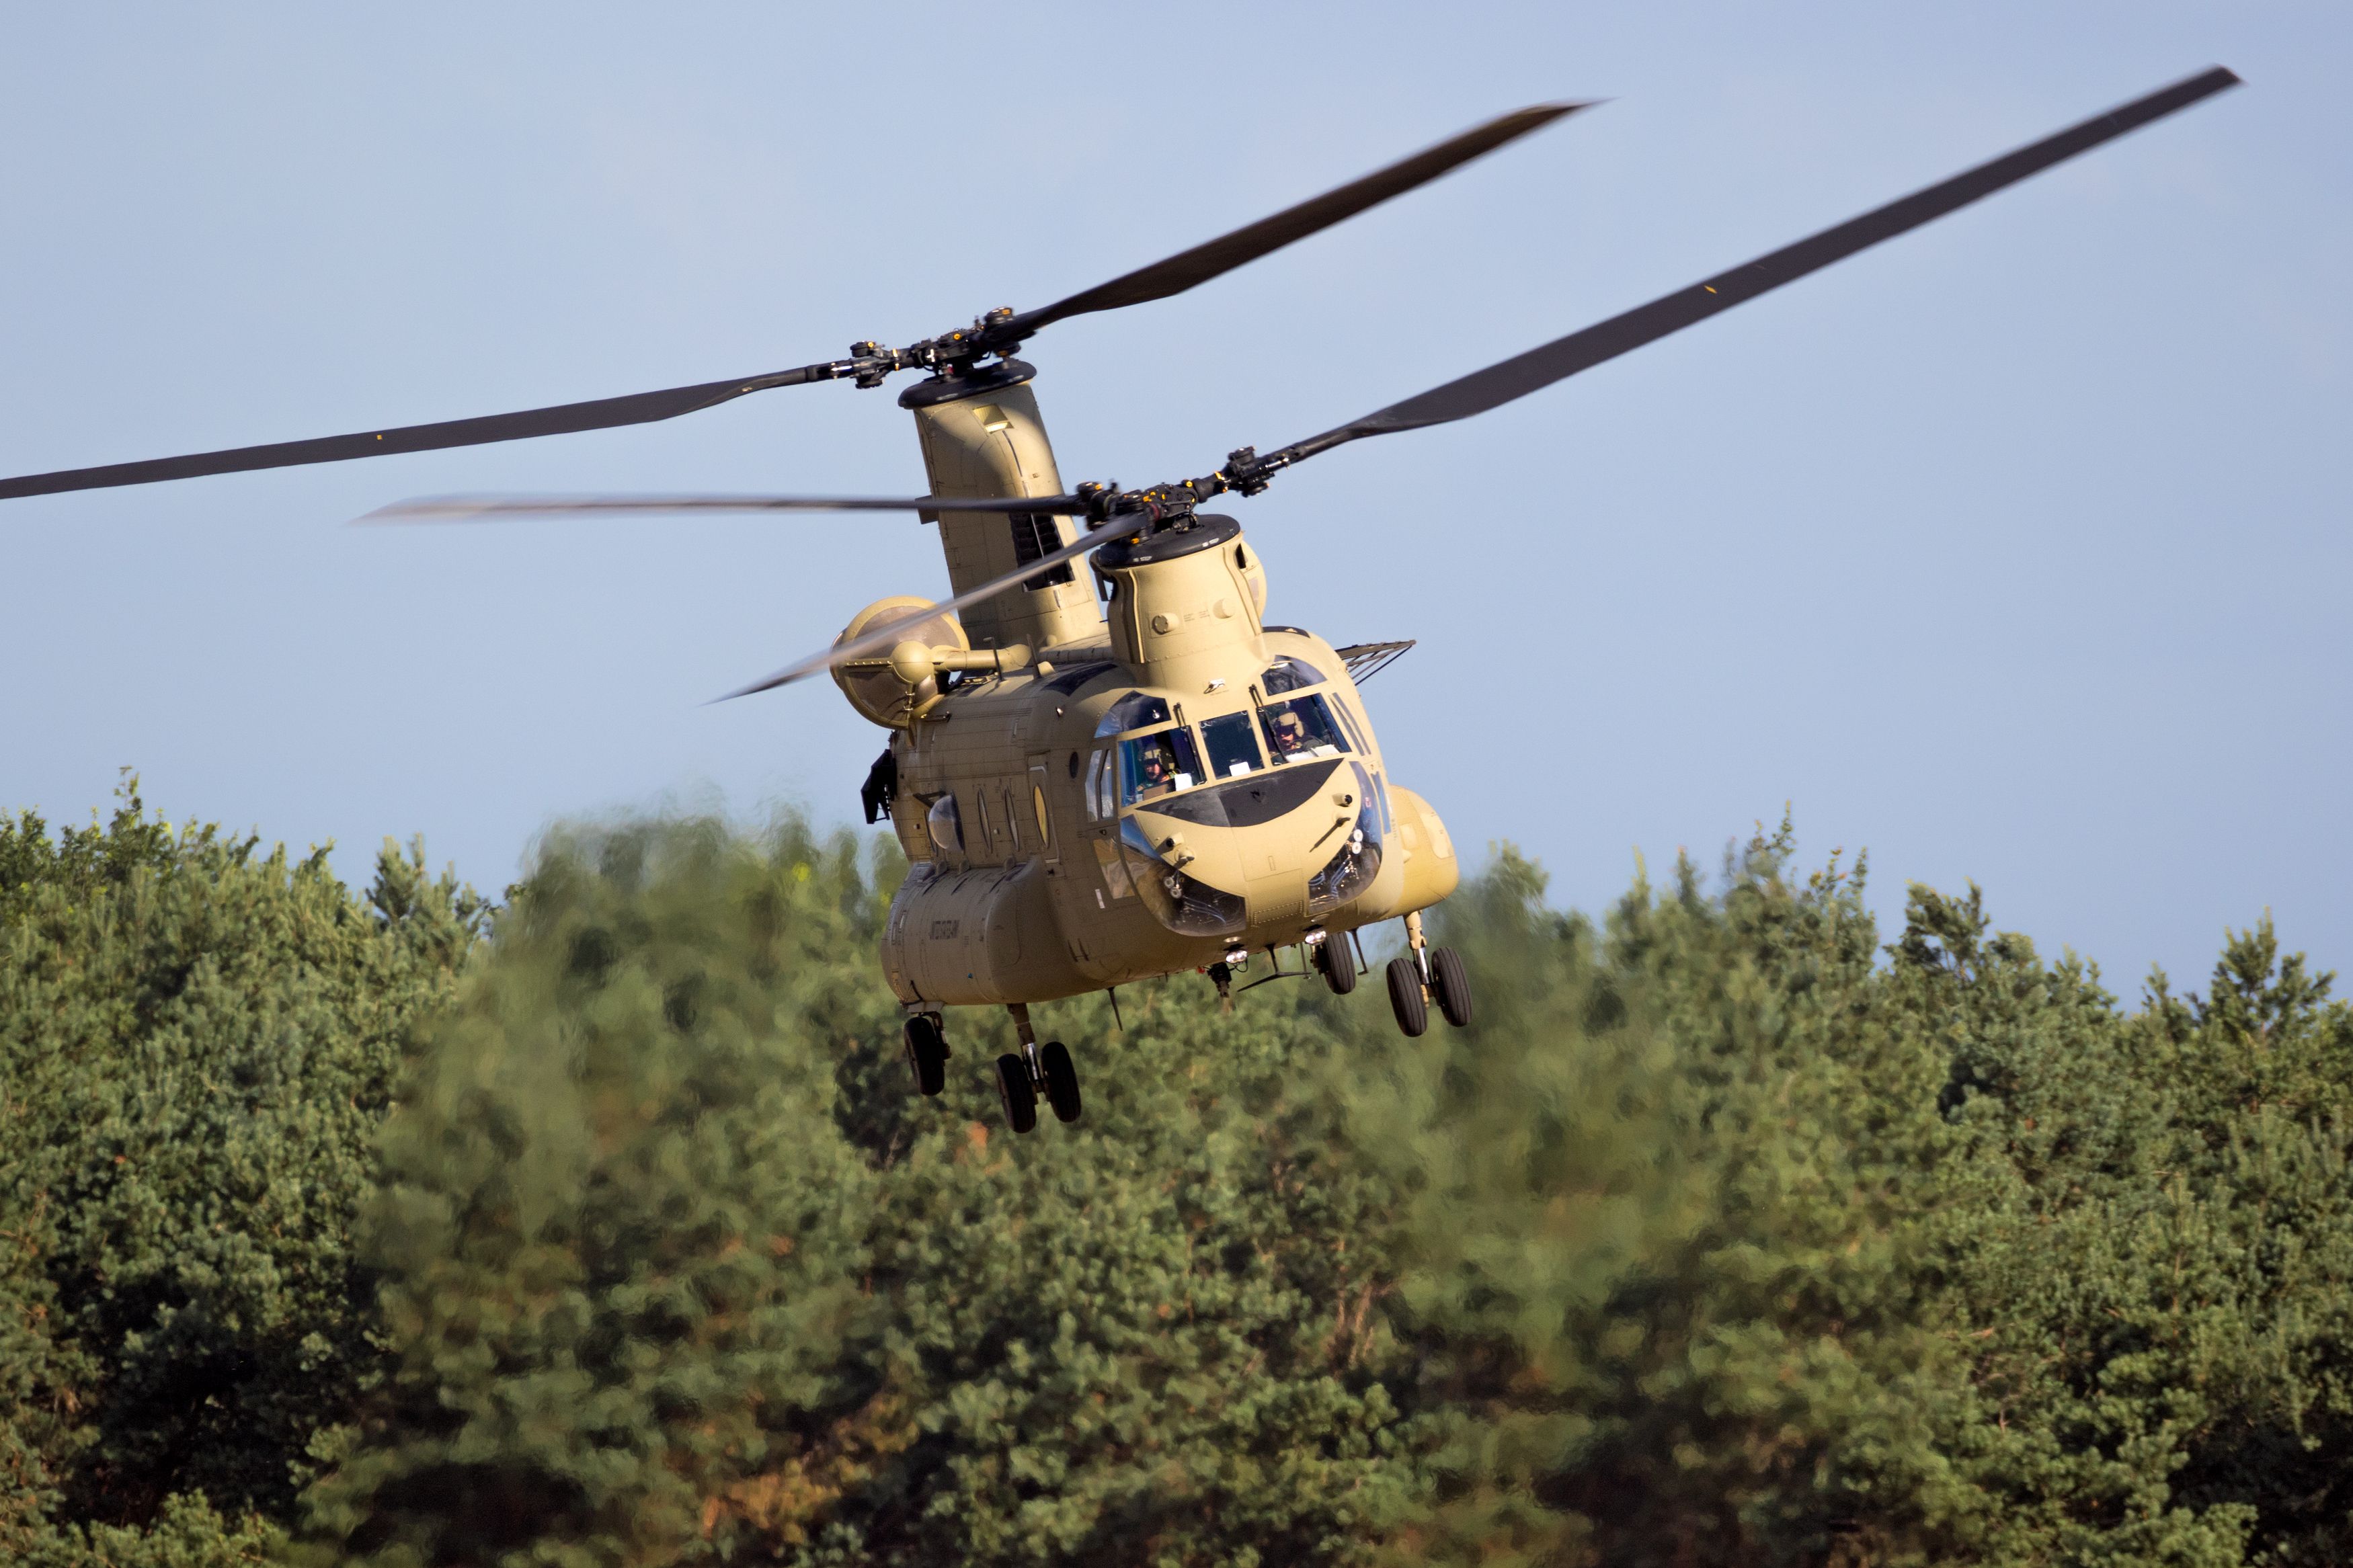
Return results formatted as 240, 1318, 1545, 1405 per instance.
0, 68, 2238, 1134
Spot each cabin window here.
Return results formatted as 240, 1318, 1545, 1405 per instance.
925, 794, 963, 858
1261, 655, 1329, 694
1084, 749, 1105, 820
974, 790, 994, 847
1002, 788, 1021, 850
1032, 784, 1051, 845
1259, 693, 1351, 764
1199, 711, 1265, 780
1095, 690, 1170, 737
1118, 727, 1201, 807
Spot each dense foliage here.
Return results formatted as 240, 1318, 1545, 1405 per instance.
4, 783, 2350, 1565
0, 780, 483, 1565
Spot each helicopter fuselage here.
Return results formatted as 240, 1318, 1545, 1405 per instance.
841, 366, 1459, 1009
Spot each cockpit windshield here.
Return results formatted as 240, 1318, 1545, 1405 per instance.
1095, 691, 1170, 737
1199, 711, 1265, 780
1261, 655, 1329, 694
1119, 727, 1202, 806
1259, 693, 1351, 764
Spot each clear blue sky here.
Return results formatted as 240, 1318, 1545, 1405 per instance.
3, 4, 2344, 995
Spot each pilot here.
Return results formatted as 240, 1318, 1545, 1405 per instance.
1135, 745, 1176, 800
1269, 708, 1311, 757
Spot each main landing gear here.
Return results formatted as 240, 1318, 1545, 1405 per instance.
905, 1005, 1080, 1134
1385, 910, 1472, 1038
902, 1012, 949, 1096
996, 1002, 1080, 1133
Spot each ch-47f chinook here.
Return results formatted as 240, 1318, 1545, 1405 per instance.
1, 69, 2239, 1132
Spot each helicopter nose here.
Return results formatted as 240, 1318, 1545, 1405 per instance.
1123, 757, 1373, 938
1232, 767, 1365, 926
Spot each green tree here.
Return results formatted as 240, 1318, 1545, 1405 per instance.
810, 974, 1409, 1567
18, 777, 2353, 1568
309, 811, 1419, 1567
1340, 837, 1983, 1567
305, 817, 884, 1565
1349, 827, 2353, 1568
0, 777, 482, 1560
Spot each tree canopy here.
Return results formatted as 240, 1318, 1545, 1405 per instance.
3, 785, 2348, 1565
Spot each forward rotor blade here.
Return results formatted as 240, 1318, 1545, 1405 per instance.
359, 491, 1090, 523
719, 514, 1137, 701
1004, 101, 1595, 339
1267, 67, 2241, 466
0, 361, 856, 503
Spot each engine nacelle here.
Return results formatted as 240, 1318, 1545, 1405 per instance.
830, 597, 965, 728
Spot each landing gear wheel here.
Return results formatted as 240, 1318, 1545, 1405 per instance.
902, 1014, 947, 1096
1386, 956, 1429, 1037
1430, 946, 1473, 1028
1314, 938, 1357, 995
994, 1053, 1038, 1134
1040, 1040, 1082, 1124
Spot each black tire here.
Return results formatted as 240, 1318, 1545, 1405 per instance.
1386, 956, 1428, 1037
1430, 946, 1473, 1028
995, 1053, 1038, 1134
1314, 937, 1357, 995
1041, 1040, 1082, 1124
902, 1014, 947, 1096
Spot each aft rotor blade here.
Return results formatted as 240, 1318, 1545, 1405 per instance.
0, 361, 859, 503
1004, 101, 1595, 339
1267, 67, 2241, 466
359, 491, 1090, 523
719, 515, 1137, 701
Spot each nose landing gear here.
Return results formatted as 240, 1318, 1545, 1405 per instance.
1429, 945, 1473, 1028
1309, 928, 1358, 995
1387, 911, 1472, 1036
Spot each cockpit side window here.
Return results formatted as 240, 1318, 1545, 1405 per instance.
1261, 655, 1329, 694
1199, 711, 1265, 780
1119, 728, 1201, 807
1331, 697, 1372, 757
1259, 693, 1351, 764
1095, 690, 1171, 737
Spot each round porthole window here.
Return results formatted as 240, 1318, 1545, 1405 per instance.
925, 794, 962, 858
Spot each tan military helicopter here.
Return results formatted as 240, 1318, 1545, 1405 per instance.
1, 69, 2238, 1132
